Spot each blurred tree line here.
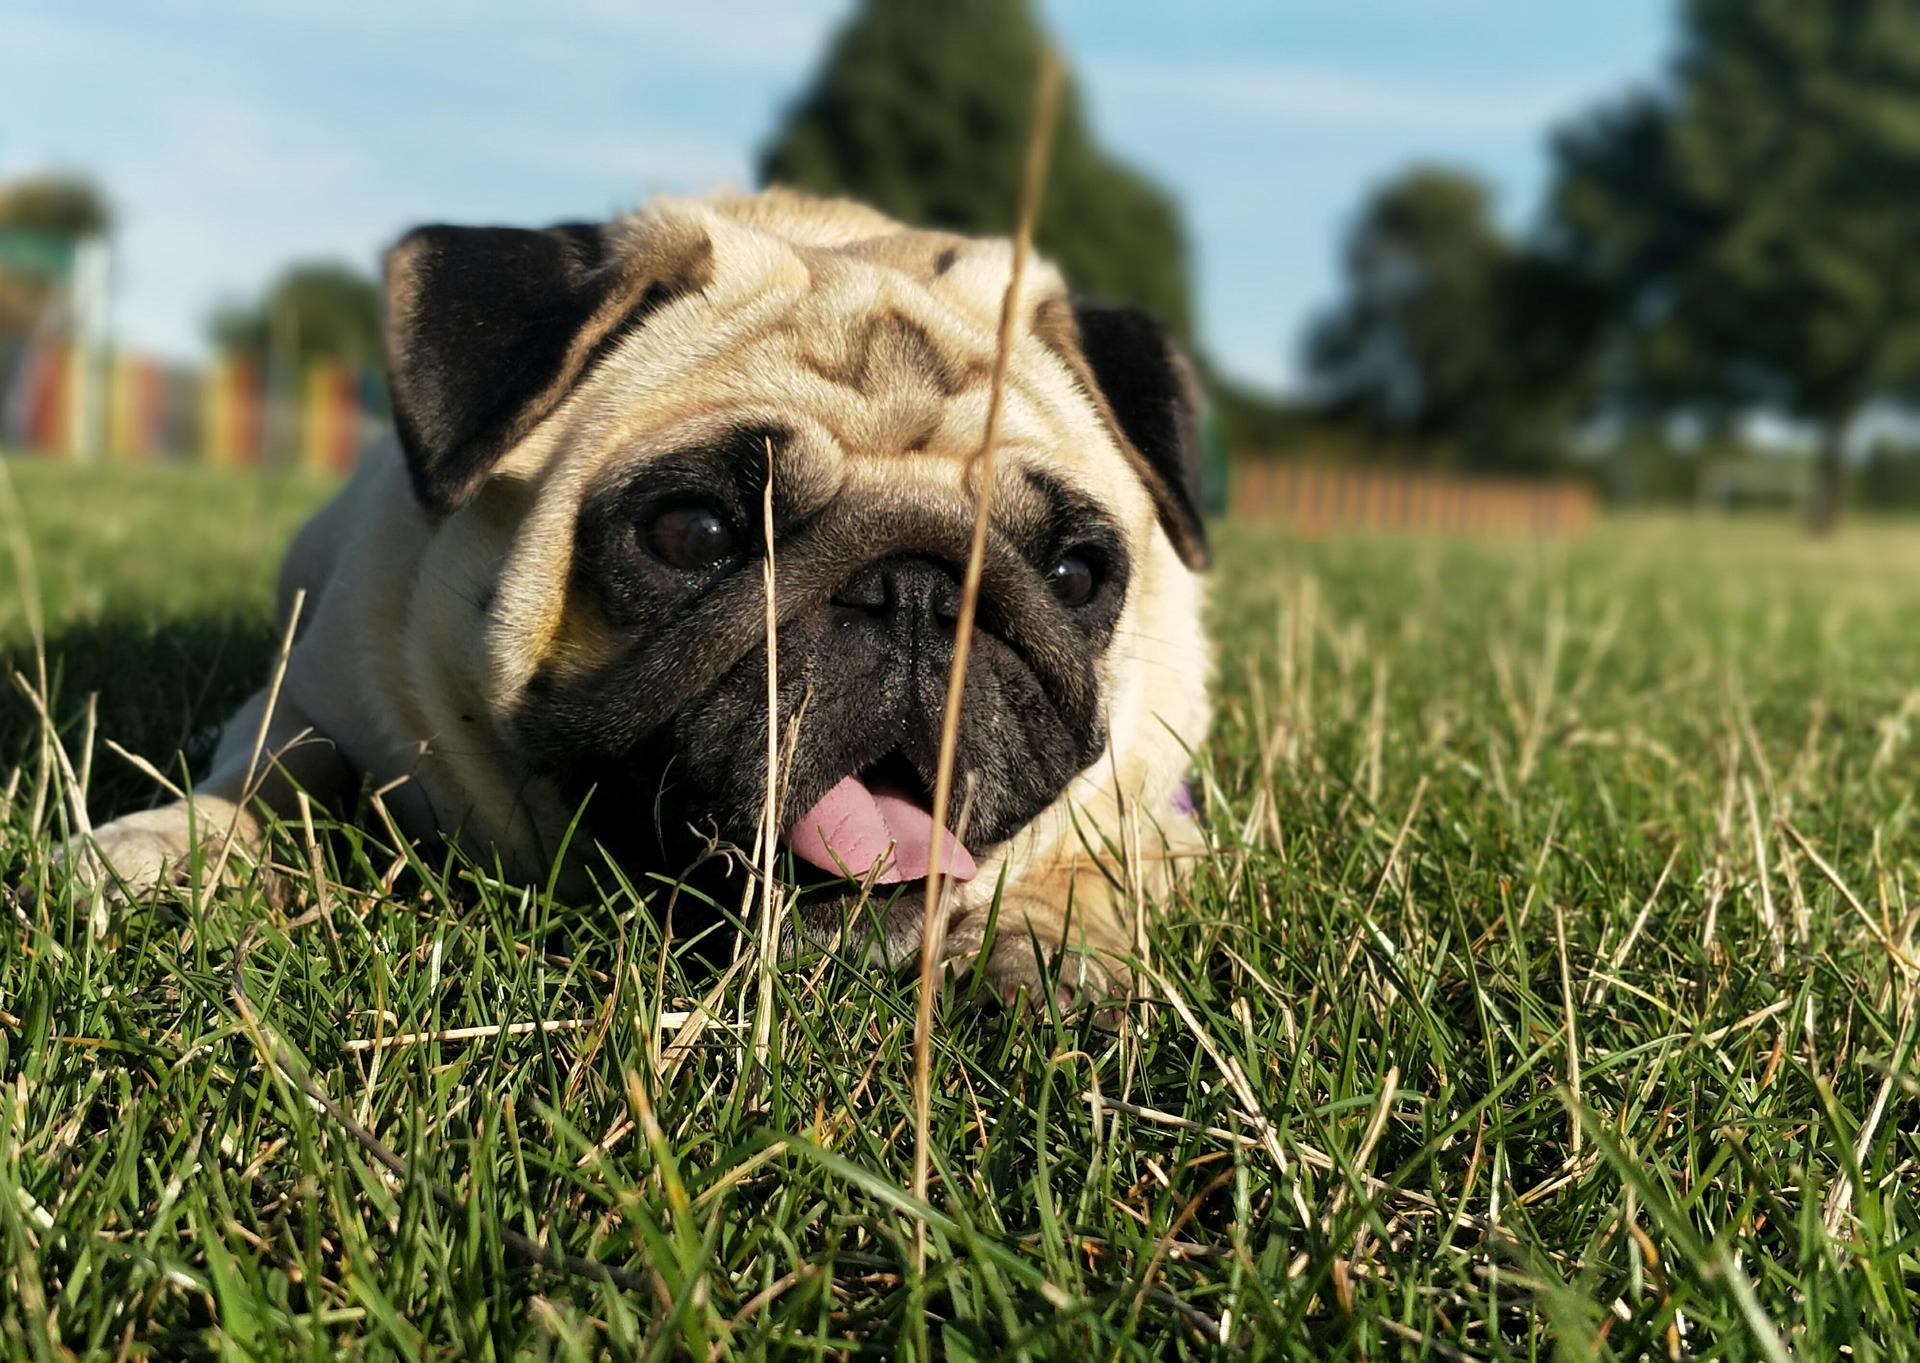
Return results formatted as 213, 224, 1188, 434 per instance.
16, 0, 1920, 521
1304, 169, 1598, 474
208, 264, 382, 372
759, 0, 1920, 519
1307, 0, 1920, 525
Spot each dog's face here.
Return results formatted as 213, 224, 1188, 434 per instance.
382, 191, 1209, 918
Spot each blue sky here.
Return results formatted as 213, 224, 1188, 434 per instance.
2, 1, 1672, 392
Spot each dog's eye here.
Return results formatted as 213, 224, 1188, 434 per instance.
1046, 553, 1098, 607
645, 504, 737, 571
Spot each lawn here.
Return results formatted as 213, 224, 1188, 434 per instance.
3, 458, 1918, 1360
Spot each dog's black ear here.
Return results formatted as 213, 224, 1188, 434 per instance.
1050, 300, 1210, 570
383, 223, 611, 512
383, 221, 710, 513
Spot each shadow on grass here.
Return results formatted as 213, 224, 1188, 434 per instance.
2, 611, 279, 822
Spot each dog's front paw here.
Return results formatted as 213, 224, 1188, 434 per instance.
64, 805, 242, 899
976, 937, 1134, 1024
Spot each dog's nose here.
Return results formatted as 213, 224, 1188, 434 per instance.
832, 556, 962, 629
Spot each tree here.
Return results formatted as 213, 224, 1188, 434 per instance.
1304, 168, 1505, 462
208, 261, 382, 369
0, 173, 114, 336
1548, 0, 1920, 530
1303, 167, 1595, 470
758, 0, 1193, 339
0, 173, 112, 238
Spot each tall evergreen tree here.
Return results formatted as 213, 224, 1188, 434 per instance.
1549, 0, 1920, 528
758, 0, 1193, 339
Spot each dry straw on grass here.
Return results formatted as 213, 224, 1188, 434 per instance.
910, 49, 1064, 1229
751, 447, 784, 1080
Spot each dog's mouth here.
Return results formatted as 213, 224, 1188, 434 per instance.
783, 751, 977, 886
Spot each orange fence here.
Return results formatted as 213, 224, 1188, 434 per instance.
1232, 460, 1596, 535
3, 340, 381, 474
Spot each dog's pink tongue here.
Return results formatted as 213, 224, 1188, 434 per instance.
785, 775, 977, 884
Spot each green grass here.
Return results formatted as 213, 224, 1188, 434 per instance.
4, 458, 1919, 1360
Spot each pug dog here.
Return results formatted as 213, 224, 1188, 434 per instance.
77, 189, 1212, 1004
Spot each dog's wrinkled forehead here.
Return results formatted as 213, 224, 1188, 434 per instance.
382, 188, 1208, 568
560, 205, 1100, 493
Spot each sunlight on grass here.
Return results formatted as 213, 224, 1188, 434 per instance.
4, 463, 1919, 1358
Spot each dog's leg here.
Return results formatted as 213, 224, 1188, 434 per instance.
76, 686, 349, 898
948, 810, 1209, 1013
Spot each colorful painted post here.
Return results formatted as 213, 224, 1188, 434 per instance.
237, 358, 264, 466
332, 365, 360, 472
165, 363, 200, 464
205, 358, 232, 466
207, 356, 265, 467
33, 344, 68, 455
109, 352, 151, 462
64, 339, 88, 459
300, 360, 361, 474
301, 361, 330, 473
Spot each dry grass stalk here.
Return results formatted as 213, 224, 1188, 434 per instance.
1742, 776, 1784, 969
11, 671, 93, 844
1326, 1064, 1399, 1229
910, 51, 1062, 1225
294, 790, 340, 951
192, 587, 308, 902
103, 738, 187, 800
225, 927, 652, 1292
1142, 962, 1315, 1229
75, 693, 96, 808
1821, 978, 1916, 1233
1553, 898, 1582, 1156
1514, 587, 1566, 787
0, 455, 52, 838
340, 1016, 714, 1053
1781, 820, 1919, 975
1584, 845, 1678, 1010
752, 445, 783, 1079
